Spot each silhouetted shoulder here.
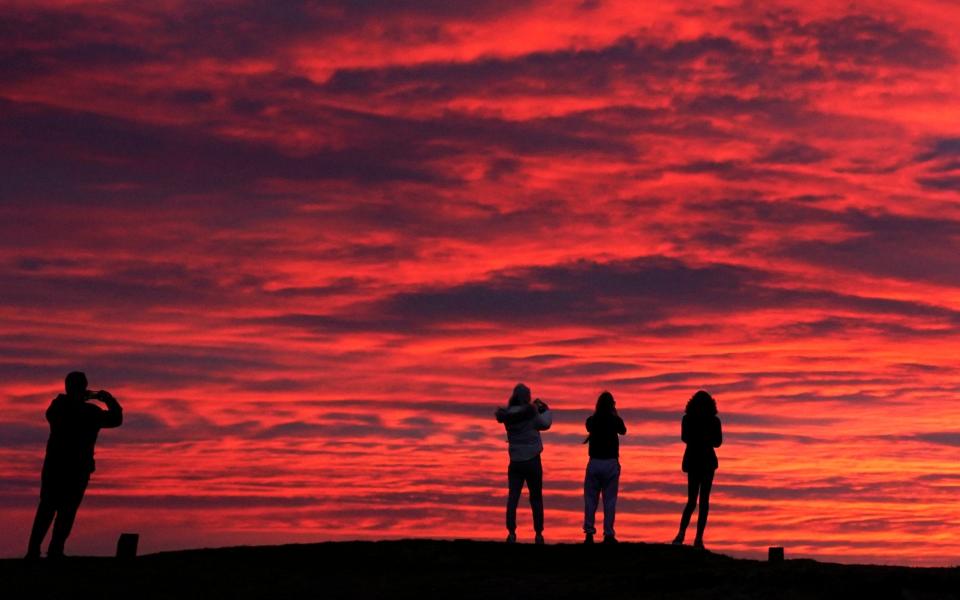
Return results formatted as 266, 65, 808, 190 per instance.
496, 404, 536, 425
45, 395, 69, 422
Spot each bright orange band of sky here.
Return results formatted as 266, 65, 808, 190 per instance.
2, 0, 960, 565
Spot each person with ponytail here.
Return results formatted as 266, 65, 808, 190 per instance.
672, 389, 722, 549
582, 390, 626, 544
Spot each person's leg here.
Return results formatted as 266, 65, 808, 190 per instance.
28, 471, 60, 558
48, 475, 89, 557
694, 470, 715, 545
26, 500, 55, 558
506, 462, 523, 536
583, 460, 601, 536
601, 460, 620, 539
527, 456, 544, 535
674, 471, 700, 543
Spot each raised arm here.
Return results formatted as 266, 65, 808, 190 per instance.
97, 391, 123, 428
535, 408, 552, 431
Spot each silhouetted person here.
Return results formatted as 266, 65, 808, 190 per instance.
495, 383, 552, 544
582, 391, 626, 544
25, 372, 123, 559
672, 389, 721, 549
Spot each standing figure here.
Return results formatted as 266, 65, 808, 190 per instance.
672, 389, 722, 549
26, 372, 123, 559
582, 390, 626, 544
495, 383, 552, 544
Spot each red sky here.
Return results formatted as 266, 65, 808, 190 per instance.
2, 0, 960, 565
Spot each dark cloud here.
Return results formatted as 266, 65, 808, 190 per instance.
914, 138, 960, 192
0, 421, 47, 446
680, 93, 898, 138
535, 361, 639, 378
321, 35, 754, 100
916, 175, 960, 191
254, 253, 960, 337
251, 413, 441, 440
911, 432, 960, 447
757, 141, 830, 164
781, 210, 960, 286
377, 257, 763, 328
762, 316, 955, 340
916, 137, 960, 162
0, 99, 451, 205
806, 14, 954, 69
0, 97, 655, 210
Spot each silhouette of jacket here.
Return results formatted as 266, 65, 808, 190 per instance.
43, 393, 123, 475
681, 414, 721, 473
496, 403, 552, 462
585, 413, 626, 459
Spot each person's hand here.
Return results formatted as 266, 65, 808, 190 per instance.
95, 390, 115, 402
533, 398, 548, 413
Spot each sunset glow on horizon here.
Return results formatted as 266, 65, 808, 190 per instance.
3, 0, 960, 565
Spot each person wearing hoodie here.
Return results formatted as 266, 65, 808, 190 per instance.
495, 383, 552, 544
25, 372, 123, 559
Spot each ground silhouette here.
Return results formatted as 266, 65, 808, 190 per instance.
4, 540, 960, 600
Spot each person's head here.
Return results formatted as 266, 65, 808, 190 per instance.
509, 383, 532, 406
685, 389, 717, 417
594, 390, 616, 415
65, 371, 88, 397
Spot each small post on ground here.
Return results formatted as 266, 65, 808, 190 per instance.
116, 533, 139, 558
768, 546, 784, 563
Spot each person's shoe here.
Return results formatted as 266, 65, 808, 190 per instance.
583, 533, 594, 544
693, 538, 705, 550
24, 550, 40, 561
603, 535, 618, 544
671, 535, 684, 545
534, 533, 545, 545
505, 532, 517, 544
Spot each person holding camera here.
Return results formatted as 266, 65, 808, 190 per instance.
495, 383, 552, 544
582, 390, 626, 544
26, 371, 123, 559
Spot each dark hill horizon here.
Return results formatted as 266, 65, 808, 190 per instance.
4, 539, 959, 600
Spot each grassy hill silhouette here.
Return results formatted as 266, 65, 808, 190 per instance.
5, 540, 959, 599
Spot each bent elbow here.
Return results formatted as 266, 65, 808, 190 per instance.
106, 411, 123, 428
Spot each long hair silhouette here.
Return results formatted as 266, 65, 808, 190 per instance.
673, 389, 722, 550
583, 391, 615, 444
685, 389, 717, 417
